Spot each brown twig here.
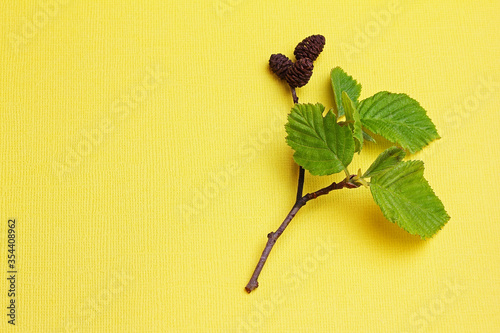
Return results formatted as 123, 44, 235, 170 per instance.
245, 176, 359, 293
249, 37, 327, 292
290, 87, 305, 201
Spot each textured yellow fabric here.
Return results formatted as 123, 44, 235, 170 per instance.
1, 0, 499, 332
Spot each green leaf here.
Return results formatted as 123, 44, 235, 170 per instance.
362, 146, 406, 178
331, 67, 362, 117
285, 103, 355, 176
370, 160, 450, 239
342, 91, 363, 153
362, 130, 376, 143
358, 92, 440, 153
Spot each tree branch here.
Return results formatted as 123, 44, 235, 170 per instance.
290, 86, 305, 202
296, 167, 305, 202
291, 87, 299, 104
245, 176, 359, 293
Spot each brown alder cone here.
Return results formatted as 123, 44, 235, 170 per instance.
294, 34, 326, 61
269, 53, 293, 81
285, 58, 314, 88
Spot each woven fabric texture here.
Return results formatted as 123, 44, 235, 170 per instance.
0, 1, 499, 332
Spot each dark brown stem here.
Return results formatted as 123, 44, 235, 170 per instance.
290, 86, 305, 201
245, 176, 359, 293
291, 86, 299, 104
296, 167, 305, 202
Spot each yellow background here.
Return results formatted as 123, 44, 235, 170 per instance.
1, 0, 499, 332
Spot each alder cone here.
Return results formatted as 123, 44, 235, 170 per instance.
269, 53, 293, 81
294, 34, 326, 61
285, 58, 314, 88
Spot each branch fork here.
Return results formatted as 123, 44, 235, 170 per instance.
245, 176, 360, 293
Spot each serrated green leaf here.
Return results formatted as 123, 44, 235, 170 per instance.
370, 160, 450, 239
342, 91, 363, 153
331, 67, 362, 117
285, 103, 354, 176
362, 146, 405, 178
358, 92, 440, 153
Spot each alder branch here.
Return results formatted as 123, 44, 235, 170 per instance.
245, 176, 359, 293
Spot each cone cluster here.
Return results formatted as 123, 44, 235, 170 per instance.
269, 35, 325, 88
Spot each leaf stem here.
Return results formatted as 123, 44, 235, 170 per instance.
344, 168, 351, 180
245, 176, 359, 293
